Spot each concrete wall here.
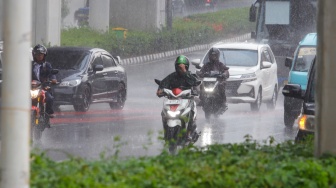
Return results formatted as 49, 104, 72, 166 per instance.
0, 0, 3, 41
89, 0, 109, 33
109, 0, 165, 31
32, 0, 61, 46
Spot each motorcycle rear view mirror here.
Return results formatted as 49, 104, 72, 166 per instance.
191, 59, 201, 69
51, 69, 59, 75
154, 79, 161, 85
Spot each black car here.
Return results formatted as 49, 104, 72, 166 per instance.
282, 57, 316, 141
46, 47, 127, 112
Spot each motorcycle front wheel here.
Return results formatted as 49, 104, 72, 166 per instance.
166, 126, 181, 154
31, 110, 42, 141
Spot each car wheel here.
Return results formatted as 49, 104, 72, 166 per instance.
109, 83, 126, 110
250, 88, 262, 111
267, 86, 278, 110
74, 85, 91, 112
295, 130, 308, 143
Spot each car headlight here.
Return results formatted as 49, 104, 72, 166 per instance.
167, 110, 181, 118
59, 79, 81, 87
298, 114, 315, 132
241, 73, 257, 83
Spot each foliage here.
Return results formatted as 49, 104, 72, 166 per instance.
31, 136, 336, 188
61, 7, 254, 58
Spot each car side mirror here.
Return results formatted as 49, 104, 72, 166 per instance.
282, 84, 303, 99
285, 57, 293, 68
191, 59, 201, 69
116, 56, 121, 64
262, 61, 272, 69
249, 4, 257, 22
93, 64, 104, 72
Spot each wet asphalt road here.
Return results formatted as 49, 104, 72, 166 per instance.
37, 50, 299, 161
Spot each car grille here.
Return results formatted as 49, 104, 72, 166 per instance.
226, 80, 242, 96
54, 93, 74, 102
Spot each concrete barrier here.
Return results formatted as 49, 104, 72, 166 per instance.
120, 33, 251, 65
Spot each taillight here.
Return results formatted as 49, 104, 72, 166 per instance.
170, 105, 179, 111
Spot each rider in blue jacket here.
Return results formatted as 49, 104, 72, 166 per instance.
32, 44, 57, 120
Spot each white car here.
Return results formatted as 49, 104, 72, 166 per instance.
192, 42, 278, 111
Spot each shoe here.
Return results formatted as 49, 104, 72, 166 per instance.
48, 114, 55, 118
46, 123, 51, 129
224, 103, 228, 111
220, 104, 228, 112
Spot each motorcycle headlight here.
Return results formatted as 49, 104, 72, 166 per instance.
204, 88, 215, 92
30, 90, 40, 99
241, 73, 257, 83
59, 79, 81, 87
167, 110, 181, 118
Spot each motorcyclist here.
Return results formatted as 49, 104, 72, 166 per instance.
198, 47, 230, 111
156, 55, 201, 141
32, 44, 57, 120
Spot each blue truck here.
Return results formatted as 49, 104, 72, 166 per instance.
283, 33, 317, 127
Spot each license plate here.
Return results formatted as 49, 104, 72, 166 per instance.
203, 77, 217, 82
166, 100, 181, 104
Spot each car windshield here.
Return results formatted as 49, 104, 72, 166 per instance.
203, 49, 258, 67
47, 50, 90, 70
293, 47, 316, 72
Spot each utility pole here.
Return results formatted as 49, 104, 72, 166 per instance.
315, 0, 336, 157
1, 0, 32, 187
166, 0, 173, 30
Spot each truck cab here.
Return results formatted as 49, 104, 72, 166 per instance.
282, 56, 316, 141
249, 0, 317, 57
283, 33, 317, 127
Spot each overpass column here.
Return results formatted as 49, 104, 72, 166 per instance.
89, 0, 110, 33
0, 0, 3, 40
315, 0, 336, 156
32, 0, 61, 46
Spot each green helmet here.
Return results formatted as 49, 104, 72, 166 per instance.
175, 55, 190, 71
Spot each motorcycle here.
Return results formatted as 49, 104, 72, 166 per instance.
155, 79, 201, 154
30, 70, 58, 141
200, 70, 228, 120
205, 0, 216, 11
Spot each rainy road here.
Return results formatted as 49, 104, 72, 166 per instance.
37, 50, 299, 161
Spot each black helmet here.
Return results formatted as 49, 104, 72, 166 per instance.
32, 44, 47, 57
209, 47, 220, 62
175, 55, 190, 72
